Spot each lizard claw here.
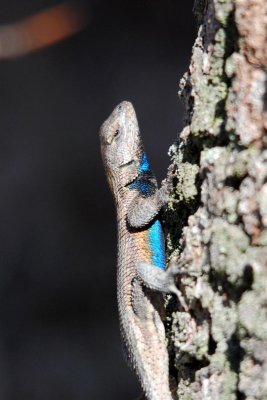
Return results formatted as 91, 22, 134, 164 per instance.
168, 283, 189, 312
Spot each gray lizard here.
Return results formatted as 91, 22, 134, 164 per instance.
99, 101, 184, 400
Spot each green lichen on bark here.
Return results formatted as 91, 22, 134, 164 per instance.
165, 0, 267, 399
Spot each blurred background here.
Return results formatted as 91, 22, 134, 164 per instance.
0, 1, 195, 399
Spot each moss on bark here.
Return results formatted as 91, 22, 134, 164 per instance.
165, 1, 267, 399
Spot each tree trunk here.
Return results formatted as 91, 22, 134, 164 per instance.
165, 1, 267, 399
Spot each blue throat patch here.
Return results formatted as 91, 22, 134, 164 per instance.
139, 153, 150, 173
127, 152, 155, 197
127, 179, 155, 196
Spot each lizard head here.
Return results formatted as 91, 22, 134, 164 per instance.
99, 101, 143, 190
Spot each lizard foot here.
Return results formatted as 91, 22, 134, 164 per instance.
136, 262, 190, 311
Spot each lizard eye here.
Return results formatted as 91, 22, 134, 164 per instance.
106, 128, 120, 145
114, 129, 120, 138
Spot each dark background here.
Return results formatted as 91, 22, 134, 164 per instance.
0, 1, 195, 399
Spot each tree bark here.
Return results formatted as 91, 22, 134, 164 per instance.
165, 1, 267, 399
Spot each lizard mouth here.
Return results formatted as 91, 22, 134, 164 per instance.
119, 160, 139, 187
119, 160, 137, 169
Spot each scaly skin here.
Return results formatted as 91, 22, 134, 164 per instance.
99, 101, 174, 400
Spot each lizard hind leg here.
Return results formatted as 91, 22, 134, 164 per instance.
136, 262, 189, 311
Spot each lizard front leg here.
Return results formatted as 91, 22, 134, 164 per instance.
136, 262, 189, 311
127, 179, 170, 229
127, 184, 189, 311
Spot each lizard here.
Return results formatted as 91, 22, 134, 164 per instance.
99, 101, 186, 400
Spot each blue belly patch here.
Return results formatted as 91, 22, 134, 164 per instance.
148, 219, 165, 270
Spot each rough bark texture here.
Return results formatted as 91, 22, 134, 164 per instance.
165, 0, 267, 399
